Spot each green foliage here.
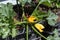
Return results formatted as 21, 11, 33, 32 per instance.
38, 0, 60, 8
32, 10, 48, 21
46, 11, 58, 26
19, 0, 32, 6
18, 0, 60, 8
56, 3, 60, 8
0, 3, 17, 38
47, 29, 60, 40
0, 0, 59, 39
32, 10, 58, 26
11, 28, 17, 37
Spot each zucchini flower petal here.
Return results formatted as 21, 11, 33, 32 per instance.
28, 16, 36, 23
34, 23, 45, 32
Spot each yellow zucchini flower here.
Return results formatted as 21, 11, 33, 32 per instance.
34, 23, 45, 32
28, 16, 36, 23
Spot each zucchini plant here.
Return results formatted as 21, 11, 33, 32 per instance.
0, 0, 59, 40
0, 3, 17, 38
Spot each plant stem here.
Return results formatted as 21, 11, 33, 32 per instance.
26, 25, 28, 40
32, 1, 42, 14
32, 26, 47, 40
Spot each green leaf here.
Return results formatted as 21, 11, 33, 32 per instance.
53, 29, 59, 37
11, 28, 17, 38
47, 19, 56, 26
32, 10, 48, 20
2, 28, 10, 38
56, 3, 60, 8
19, 0, 32, 6
0, 23, 9, 27
47, 29, 60, 40
47, 36, 54, 40
42, 1, 51, 7
19, 0, 27, 4
0, 3, 16, 38
39, 0, 51, 4
27, 0, 32, 3
46, 11, 58, 26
